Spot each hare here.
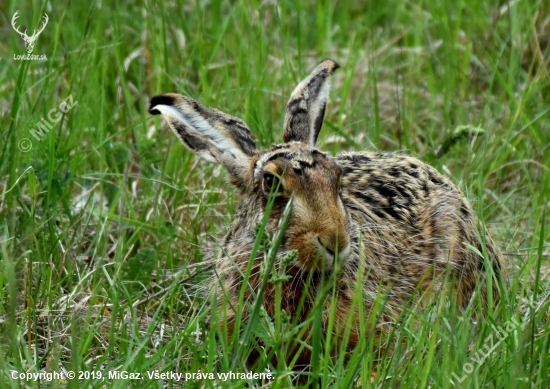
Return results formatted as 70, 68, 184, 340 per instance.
148, 59, 505, 367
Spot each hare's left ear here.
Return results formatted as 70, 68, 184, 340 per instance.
149, 93, 257, 187
283, 59, 339, 146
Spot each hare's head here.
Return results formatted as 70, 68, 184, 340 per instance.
149, 60, 350, 270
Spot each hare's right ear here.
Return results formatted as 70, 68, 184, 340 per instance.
283, 59, 339, 146
149, 94, 256, 187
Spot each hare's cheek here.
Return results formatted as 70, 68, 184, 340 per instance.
284, 233, 327, 270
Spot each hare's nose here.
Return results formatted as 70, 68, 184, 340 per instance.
317, 236, 351, 261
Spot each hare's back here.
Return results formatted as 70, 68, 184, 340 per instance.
336, 152, 504, 305
335, 151, 498, 299
336, 151, 462, 223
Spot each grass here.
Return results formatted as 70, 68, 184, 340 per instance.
0, 0, 549, 387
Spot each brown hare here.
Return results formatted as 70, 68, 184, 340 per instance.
148, 59, 505, 368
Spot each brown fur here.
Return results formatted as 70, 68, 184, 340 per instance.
148, 59, 505, 367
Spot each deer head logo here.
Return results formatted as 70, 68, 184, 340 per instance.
11, 11, 49, 54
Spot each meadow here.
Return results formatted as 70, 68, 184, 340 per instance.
0, 0, 549, 387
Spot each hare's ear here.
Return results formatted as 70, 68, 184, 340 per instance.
283, 59, 339, 146
149, 94, 256, 187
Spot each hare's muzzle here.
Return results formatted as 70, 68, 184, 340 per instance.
317, 233, 351, 262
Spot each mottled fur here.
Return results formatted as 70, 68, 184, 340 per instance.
149, 59, 505, 366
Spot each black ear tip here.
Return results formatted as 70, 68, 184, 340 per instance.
321, 58, 340, 71
148, 94, 175, 115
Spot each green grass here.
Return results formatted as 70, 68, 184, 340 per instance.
1, 0, 549, 387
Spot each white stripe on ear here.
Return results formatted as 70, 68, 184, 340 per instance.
152, 104, 246, 164
149, 93, 257, 189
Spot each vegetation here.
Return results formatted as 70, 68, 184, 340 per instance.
1, 0, 548, 387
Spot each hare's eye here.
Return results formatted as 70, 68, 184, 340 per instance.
263, 173, 283, 194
